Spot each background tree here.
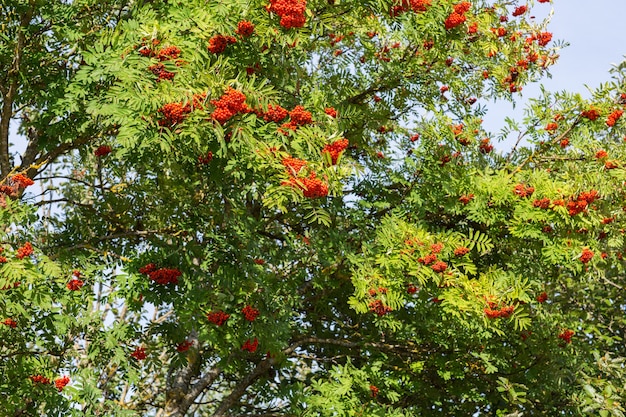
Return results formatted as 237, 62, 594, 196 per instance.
2, 0, 626, 416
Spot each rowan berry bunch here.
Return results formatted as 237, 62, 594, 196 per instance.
259, 104, 288, 123
606, 109, 623, 127
558, 329, 575, 344
279, 105, 313, 131
368, 299, 392, 316
139, 263, 182, 285
390, 0, 431, 17
483, 297, 515, 319
566, 190, 599, 216
208, 34, 236, 54
131, 346, 147, 360
16, 242, 33, 260
445, 2, 471, 30
158, 102, 191, 127
30, 375, 51, 385
241, 305, 260, 322
236, 21, 255, 37
176, 340, 193, 352
210, 88, 249, 124
2, 318, 17, 328
268, 0, 307, 29
281, 173, 329, 198
94, 145, 112, 157
241, 337, 259, 352
321, 138, 349, 165
55, 376, 70, 392
207, 310, 230, 326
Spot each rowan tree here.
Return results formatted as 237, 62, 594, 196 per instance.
2, 0, 626, 416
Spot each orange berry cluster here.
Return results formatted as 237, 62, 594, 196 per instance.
139, 263, 182, 285
207, 310, 230, 326
268, 0, 307, 29
242, 337, 259, 352
390, 0, 431, 17
445, 2, 471, 30
281, 173, 329, 198
484, 299, 515, 319
322, 138, 349, 165
210, 88, 249, 124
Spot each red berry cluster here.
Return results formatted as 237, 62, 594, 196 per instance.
567, 190, 599, 216
484, 301, 515, 319
529, 31, 553, 47
458, 194, 474, 204
431, 260, 448, 273
322, 138, 349, 165
268, 0, 307, 29
324, 107, 337, 118
67, 278, 84, 291
130, 346, 147, 360
580, 248, 594, 264
536, 292, 548, 303
282, 173, 329, 198
137, 38, 162, 57
513, 184, 534, 198
176, 340, 193, 352
208, 34, 236, 54
418, 253, 436, 265
158, 102, 191, 127
545, 122, 558, 132
148, 63, 175, 81
282, 157, 307, 175
2, 318, 17, 328
368, 299, 393, 316
478, 138, 494, 154
156, 46, 181, 61
30, 375, 51, 385
512, 5, 527, 16
55, 376, 70, 392
259, 103, 289, 123
0, 281, 20, 290
142, 45, 182, 81
94, 145, 112, 157
198, 151, 213, 165
207, 310, 230, 326
16, 242, 33, 260
454, 246, 470, 257
12, 174, 34, 188
236, 21, 255, 37
370, 385, 379, 397
558, 329, 575, 344
242, 305, 260, 322
210, 88, 249, 124
390, 0, 431, 16
581, 108, 600, 121
242, 337, 259, 352
280, 105, 313, 131
139, 263, 182, 285
532, 197, 550, 209
445, 2, 471, 30
607, 110, 624, 127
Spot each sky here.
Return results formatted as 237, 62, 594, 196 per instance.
485, 0, 626, 143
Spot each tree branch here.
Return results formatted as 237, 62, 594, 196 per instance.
0, 3, 34, 178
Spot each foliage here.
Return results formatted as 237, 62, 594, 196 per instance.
2, 0, 626, 416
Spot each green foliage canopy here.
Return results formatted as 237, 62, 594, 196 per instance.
2, 0, 626, 416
